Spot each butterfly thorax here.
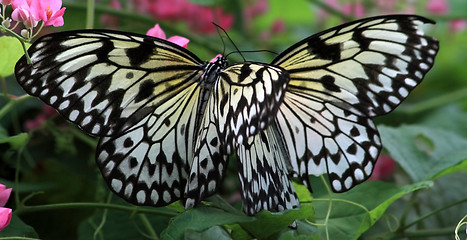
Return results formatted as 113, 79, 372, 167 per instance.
200, 55, 228, 86
194, 55, 228, 139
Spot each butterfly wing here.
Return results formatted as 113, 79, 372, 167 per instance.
184, 88, 228, 208
272, 15, 439, 192
236, 123, 299, 215
15, 30, 206, 206
215, 63, 290, 151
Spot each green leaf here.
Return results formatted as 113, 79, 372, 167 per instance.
0, 36, 29, 77
379, 124, 467, 182
0, 213, 38, 238
161, 207, 253, 240
161, 205, 315, 240
278, 220, 320, 240
184, 226, 232, 240
310, 178, 432, 240
78, 208, 172, 240
241, 205, 315, 239
0, 125, 28, 148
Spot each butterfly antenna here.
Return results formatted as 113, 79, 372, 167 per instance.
213, 22, 246, 61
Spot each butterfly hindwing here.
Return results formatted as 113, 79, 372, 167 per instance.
237, 124, 299, 215
184, 90, 228, 208
273, 15, 439, 192
15, 30, 208, 206
215, 63, 290, 152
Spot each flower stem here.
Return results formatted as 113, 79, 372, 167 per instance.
86, 0, 95, 29
0, 94, 32, 120
0, 75, 9, 101
139, 214, 159, 240
398, 87, 467, 114
401, 197, 467, 231
14, 202, 178, 217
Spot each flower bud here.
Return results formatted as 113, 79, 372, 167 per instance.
1, 19, 11, 28
21, 29, 29, 38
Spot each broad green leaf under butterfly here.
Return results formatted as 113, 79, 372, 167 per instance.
14, 15, 438, 215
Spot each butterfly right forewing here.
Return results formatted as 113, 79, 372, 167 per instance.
272, 15, 439, 192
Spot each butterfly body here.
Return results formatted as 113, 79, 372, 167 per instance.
15, 15, 438, 215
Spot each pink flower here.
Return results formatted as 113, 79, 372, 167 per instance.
148, 0, 187, 21
11, 0, 65, 27
24, 104, 57, 131
449, 19, 467, 33
31, 0, 66, 27
370, 155, 396, 180
11, 1, 38, 28
146, 24, 190, 48
0, 0, 12, 5
343, 2, 365, 18
137, 0, 234, 34
184, 6, 234, 34
100, 0, 122, 28
427, 0, 448, 15
0, 184, 12, 231
271, 19, 285, 34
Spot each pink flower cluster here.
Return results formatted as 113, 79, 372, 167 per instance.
3, 0, 65, 28
0, 184, 12, 231
131, 0, 234, 33
146, 24, 189, 48
24, 104, 57, 131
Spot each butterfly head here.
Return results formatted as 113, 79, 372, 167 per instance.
202, 54, 228, 84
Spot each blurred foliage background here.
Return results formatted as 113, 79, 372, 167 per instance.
1, 0, 467, 239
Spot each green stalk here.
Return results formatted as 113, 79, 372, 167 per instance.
139, 214, 159, 240
14, 202, 178, 217
86, 0, 95, 29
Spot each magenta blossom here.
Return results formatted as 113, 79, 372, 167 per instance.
24, 104, 57, 131
0, 184, 12, 231
136, 0, 234, 34
146, 24, 190, 48
11, 1, 38, 28
11, 0, 65, 28
427, 0, 448, 15
0, 0, 13, 5
370, 155, 396, 181
449, 19, 467, 33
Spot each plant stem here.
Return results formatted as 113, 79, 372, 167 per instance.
0, 76, 9, 101
401, 197, 467, 230
0, 94, 32, 120
139, 214, 159, 240
14, 202, 178, 217
389, 227, 458, 239
307, 0, 353, 21
86, 0, 95, 29
398, 87, 467, 114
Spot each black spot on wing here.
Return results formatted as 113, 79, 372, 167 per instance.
307, 37, 341, 61
125, 39, 155, 66
321, 75, 341, 92
239, 64, 252, 83
135, 80, 157, 103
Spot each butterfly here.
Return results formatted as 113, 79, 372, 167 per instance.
15, 15, 439, 216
